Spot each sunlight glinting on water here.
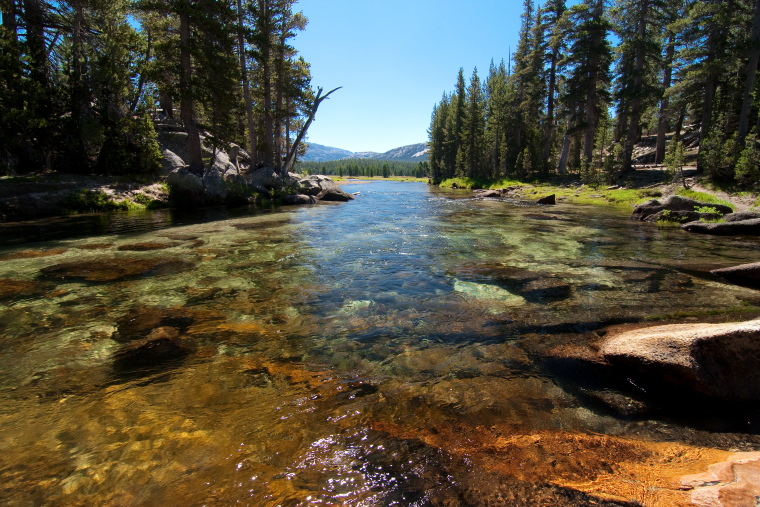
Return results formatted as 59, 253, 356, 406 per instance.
1, 180, 760, 505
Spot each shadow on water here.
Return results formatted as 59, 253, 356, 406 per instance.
0, 203, 286, 247
3, 180, 760, 505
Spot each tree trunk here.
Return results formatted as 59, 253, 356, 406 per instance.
739, 0, 760, 141
23, 0, 47, 86
258, 0, 274, 168
699, 41, 719, 143
655, 32, 675, 163
558, 132, 571, 175
274, 12, 288, 174
237, 0, 257, 165
674, 102, 686, 144
130, 27, 151, 114
543, 46, 558, 171
283, 87, 341, 172
583, 0, 605, 171
179, 12, 203, 174
623, 0, 650, 172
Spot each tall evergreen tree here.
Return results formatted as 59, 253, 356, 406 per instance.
560, 0, 613, 172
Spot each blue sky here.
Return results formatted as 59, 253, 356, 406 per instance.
295, 0, 533, 153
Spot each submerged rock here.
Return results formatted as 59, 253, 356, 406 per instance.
113, 307, 195, 342
475, 189, 502, 198
600, 319, 760, 401
519, 278, 572, 303
40, 257, 195, 282
0, 278, 47, 301
631, 195, 733, 221
112, 334, 193, 373
681, 218, 760, 235
711, 262, 760, 289
117, 242, 180, 251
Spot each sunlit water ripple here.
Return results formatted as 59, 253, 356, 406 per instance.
1, 180, 760, 506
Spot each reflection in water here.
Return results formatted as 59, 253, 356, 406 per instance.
1, 181, 760, 505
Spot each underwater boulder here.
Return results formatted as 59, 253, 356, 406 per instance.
519, 278, 572, 303
711, 262, 760, 289
0, 278, 47, 302
40, 257, 195, 282
113, 331, 193, 374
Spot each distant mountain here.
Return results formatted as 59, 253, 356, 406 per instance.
303, 142, 428, 163
370, 143, 429, 162
301, 143, 355, 162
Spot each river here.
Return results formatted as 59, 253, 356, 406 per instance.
1, 180, 760, 506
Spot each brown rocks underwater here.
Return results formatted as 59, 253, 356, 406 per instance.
3, 183, 760, 506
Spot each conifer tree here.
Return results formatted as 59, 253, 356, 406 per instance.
560, 0, 613, 172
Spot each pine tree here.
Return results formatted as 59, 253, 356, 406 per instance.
560, 0, 613, 172
611, 0, 667, 172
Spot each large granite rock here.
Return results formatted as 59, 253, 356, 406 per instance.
297, 175, 342, 196
167, 168, 205, 206
202, 167, 228, 204
282, 194, 317, 205
681, 218, 760, 235
643, 210, 722, 223
160, 148, 186, 177
723, 211, 760, 222
296, 175, 355, 202
246, 166, 299, 193
317, 187, 355, 202
631, 195, 733, 221
600, 319, 760, 401
711, 262, 760, 289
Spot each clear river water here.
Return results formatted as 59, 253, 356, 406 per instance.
2, 180, 760, 506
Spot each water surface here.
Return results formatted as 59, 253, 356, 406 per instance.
2, 180, 760, 506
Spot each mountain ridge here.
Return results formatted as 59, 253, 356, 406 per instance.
303, 142, 428, 163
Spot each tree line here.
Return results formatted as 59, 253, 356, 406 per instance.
428, 0, 760, 187
296, 159, 429, 179
0, 0, 331, 176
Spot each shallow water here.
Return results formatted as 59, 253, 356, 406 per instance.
2, 180, 760, 506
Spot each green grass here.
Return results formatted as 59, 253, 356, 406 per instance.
674, 188, 735, 210
63, 190, 145, 214
437, 177, 668, 208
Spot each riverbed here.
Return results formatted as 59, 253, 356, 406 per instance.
2, 180, 760, 506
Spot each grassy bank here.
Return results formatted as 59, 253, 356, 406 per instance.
435, 176, 750, 211
436, 177, 665, 208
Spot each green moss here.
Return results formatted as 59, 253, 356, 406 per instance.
675, 188, 735, 210
63, 190, 133, 214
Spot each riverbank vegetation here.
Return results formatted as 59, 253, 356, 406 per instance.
428, 0, 760, 191
0, 0, 327, 178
